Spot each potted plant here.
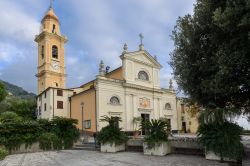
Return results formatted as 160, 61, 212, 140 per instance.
96, 116, 128, 152
132, 117, 142, 138
198, 109, 244, 162
142, 119, 171, 156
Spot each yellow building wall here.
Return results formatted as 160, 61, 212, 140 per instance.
189, 115, 199, 133
106, 67, 123, 80
71, 89, 96, 135
80, 81, 95, 90
176, 99, 199, 134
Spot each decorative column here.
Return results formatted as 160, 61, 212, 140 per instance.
132, 94, 137, 117
159, 98, 163, 118
153, 98, 157, 119
158, 98, 163, 118
122, 43, 128, 54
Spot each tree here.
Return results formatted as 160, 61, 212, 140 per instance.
0, 111, 22, 123
7, 99, 36, 120
0, 83, 7, 103
170, 0, 250, 113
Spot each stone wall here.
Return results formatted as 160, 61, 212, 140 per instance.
9, 143, 43, 154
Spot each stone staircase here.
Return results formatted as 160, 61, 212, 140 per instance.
73, 142, 100, 151
73, 136, 100, 151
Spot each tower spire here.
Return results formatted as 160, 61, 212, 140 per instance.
50, 0, 53, 9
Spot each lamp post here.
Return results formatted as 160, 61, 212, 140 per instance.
80, 101, 84, 137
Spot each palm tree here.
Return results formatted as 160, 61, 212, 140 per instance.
97, 115, 127, 145
142, 119, 170, 146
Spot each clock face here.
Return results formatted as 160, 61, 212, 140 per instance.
51, 61, 59, 71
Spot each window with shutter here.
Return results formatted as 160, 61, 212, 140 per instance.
57, 90, 63, 96
57, 101, 63, 109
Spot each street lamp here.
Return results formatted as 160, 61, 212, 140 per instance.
80, 101, 84, 137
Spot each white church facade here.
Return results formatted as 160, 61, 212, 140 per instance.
36, 6, 197, 136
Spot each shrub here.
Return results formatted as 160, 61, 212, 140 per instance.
38, 119, 53, 133
0, 121, 40, 151
39, 132, 62, 150
96, 116, 128, 145
198, 109, 244, 161
0, 117, 79, 151
0, 111, 22, 123
51, 117, 79, 149
0, 147, 8, 160
142, 119, 170, 147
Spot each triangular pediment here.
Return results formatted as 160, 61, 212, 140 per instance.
121, 50, 162, 68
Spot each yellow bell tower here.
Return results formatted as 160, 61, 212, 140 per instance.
35, 6, 67, 94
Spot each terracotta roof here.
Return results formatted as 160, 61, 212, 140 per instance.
42, 8, 58, 22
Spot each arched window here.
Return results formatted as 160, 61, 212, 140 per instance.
54, 82, 58, 87
52, 24, 56, 33
41, 45, 44, 59
165, 103, 171, 110
138, 71, 149, 81
110, 96, 120, 105
52, 45, 58, 59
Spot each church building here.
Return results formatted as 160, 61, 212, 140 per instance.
36, 6, 197, 135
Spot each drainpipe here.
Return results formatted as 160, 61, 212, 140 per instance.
53, 89, 55, 118
95, 87, 98, 133
69, 97, 72, 118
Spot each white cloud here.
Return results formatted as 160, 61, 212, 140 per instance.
0, 1, 40, 43
0, 43, 25, 63
0, 0, 196, 93
66, 57, 78, 66
234, 115, 250, 130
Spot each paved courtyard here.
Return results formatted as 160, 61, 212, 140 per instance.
0, 150, 229, 166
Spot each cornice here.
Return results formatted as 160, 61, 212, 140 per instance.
35, 31, 68, 43
123, 82, 163, 93
36, 70, 67, 77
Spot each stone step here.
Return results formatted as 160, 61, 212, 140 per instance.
73, 142, 100, 151
126, 146, 143, 152
75, 143, 98, 147
73, 146, 100, 151
74, 145, 100, 148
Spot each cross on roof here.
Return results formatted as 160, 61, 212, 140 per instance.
139, 33, 144, 45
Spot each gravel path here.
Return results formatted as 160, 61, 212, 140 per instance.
0, 150, 229, 166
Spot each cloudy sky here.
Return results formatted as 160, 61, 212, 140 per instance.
0, 0, 196, 94
0, 1, 249, 129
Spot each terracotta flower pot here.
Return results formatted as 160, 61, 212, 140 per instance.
133, 131, 140, 138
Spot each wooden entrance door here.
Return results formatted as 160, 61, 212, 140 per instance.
141, 114, 150, 135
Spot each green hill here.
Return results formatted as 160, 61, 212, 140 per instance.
0, 80, 36, 100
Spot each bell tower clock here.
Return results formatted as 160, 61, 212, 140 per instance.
35, 6, 67, 94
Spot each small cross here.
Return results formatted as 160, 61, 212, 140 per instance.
50, 0, 54, 8
139, 33, 144, 45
